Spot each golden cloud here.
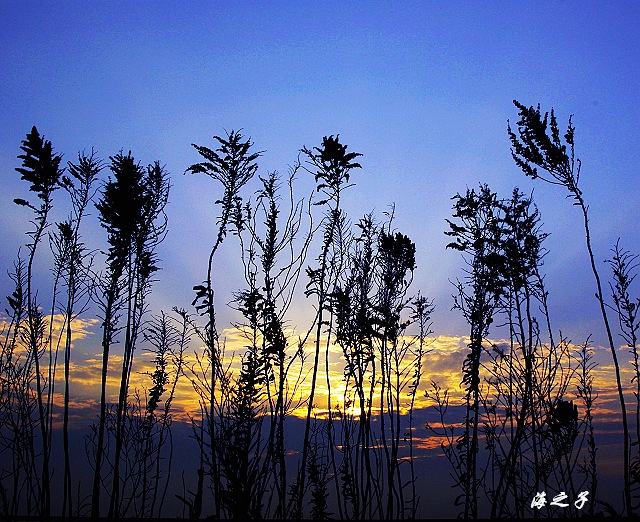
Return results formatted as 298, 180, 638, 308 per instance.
5, 311, 638, 448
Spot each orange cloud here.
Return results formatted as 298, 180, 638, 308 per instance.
5, 310, 636, 455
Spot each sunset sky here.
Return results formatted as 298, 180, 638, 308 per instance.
1, 1, 640, 517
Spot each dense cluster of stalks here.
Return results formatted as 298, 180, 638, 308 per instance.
0, 101, 639, 519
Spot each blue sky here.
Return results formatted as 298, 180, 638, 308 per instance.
0, 0, 638, 395
2, 2, 639, 346
2, 1, 640, 517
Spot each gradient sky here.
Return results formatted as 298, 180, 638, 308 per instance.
2, 1, 639, 346
1, 2, 640, 516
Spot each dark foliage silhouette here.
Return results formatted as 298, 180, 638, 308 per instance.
0, 109, 635, 520
329, 210, 432, 520
57, 150, 102, 516
509, 100, 632, 516
185, 130, 261, 519
13, 126, 64, 519
445, 184, 505, 519
296, 135, 361, 518
433, 184, 598, 519
607, 240, 640, 511
92, 151, 169, 518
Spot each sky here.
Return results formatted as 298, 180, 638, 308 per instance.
1, 1, 640, 518
2, 1, 639, 341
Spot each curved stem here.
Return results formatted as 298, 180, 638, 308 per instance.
578, 196, 631, 516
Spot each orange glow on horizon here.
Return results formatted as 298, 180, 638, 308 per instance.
4, 311, 636, 441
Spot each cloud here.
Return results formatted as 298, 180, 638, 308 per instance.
4, 310, 635, 463
0, 313, 99, 348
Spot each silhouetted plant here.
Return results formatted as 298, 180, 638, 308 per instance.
439, 184, 596, 519
155, 308, 191, 518
297, 135, 361, 518
188, 129, 262, 336
90, 222, 126, 518
509, 100, 632, 515
0, 254, 40, 518
331, 213, 378, 519
1, 130, 92, 520
219, 348, 266, 518
0, 111, 628, 521
488, 188, 548, 518
187, 130, 261, 519
331, 210, 429, 520
52, 149, 102, 517
110, 158, 169, 518
11, 126, 65, 519
307, 418, 331, 520
606, 240, 640, 510
86, 305, 186, 521
374, 220, 418, 520
445, 184, 505, 519
576, 338, 598, 517
543, 399, 579, 475
231, 166, 312, 518
407, 292, 434, 517
89, 391, 155, 518
92, 152, 169, 518
138, 309, 189, 519
508, 100, 632, 515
